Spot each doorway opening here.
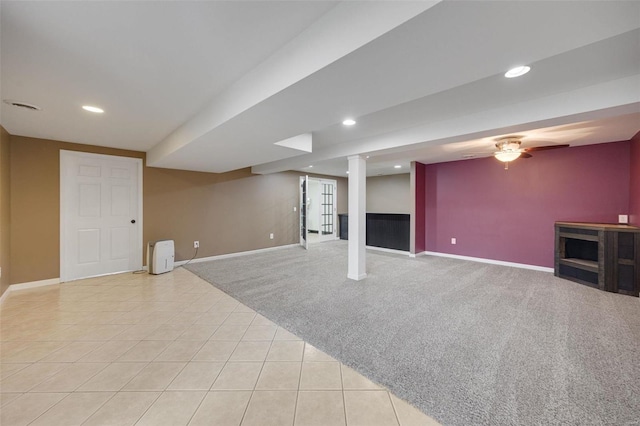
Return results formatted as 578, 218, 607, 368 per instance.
300, 176, 338, 248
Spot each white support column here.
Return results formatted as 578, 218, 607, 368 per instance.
347, 155, 367, 280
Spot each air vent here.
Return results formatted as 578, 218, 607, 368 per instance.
3, 99, 42, 111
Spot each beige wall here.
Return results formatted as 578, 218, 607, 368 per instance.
146, 169, 347, 261
0, 126, 10, 295
330, 175, 348, 215
367, 173, 410, 214
8, 134, 347, 284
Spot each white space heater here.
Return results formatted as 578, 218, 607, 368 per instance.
147, 240, 175, 274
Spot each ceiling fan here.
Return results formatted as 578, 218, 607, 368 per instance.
493, 135, 569, 169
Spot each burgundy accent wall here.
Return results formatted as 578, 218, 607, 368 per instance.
630, 132, 640, 226
414, 162, 426, 253
425, 165, 438, 253
423, 141, 631, 267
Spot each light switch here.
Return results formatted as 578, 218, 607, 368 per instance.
619, 214, 629, 224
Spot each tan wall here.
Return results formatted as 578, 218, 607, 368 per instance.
331, 175, 348, 215
147, 169, 347, 261
8, 134, 347, 284
0, 126, 11, 295
367, 173, 410, 213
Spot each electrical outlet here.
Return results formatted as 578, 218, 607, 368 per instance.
293, 206, 297, 212
0, 266, 2, 278
269, 233, 274, 240
619, 214, 629, 224
451, 238, 457, 245
194, 241, 199, 249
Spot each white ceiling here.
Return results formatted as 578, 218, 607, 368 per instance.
2, 1, 639, 177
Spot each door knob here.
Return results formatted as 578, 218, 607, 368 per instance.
131, 219, 136, 224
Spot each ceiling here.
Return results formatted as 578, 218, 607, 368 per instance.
2, 1, 639, 178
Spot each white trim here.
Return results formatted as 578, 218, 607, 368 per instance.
0, 289, 9, 305
347, 272, 367, 281
176, 244, 300, 266
420, 251, 554, 272
10, 277, 60, 290
60, 150, 143, 283
306, 177, 339, 243
1, 278, 60, 305
366, 245, 410, 256
62, 269, 134, 283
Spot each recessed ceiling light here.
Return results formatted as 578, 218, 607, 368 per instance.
82, 105, 104, 113
342, 119, 356, 126
308, 165, 313, 168
346, 171, 350, 174
394, 165, 402, 169
504, 66, 530, 78
366, 155, 370, 159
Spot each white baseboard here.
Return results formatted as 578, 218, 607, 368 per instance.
347, 272, 368, 281
176, 243, 300, 266
366, 246, 410, 256
419, 251, 554, 273
9, 277, 60, 290
0, 278, 61, 305
0, 289, 10, 305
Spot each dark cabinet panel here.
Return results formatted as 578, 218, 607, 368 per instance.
338, 214, 348, 240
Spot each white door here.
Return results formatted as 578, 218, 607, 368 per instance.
317, 178, 337, 242
300, 175, 308, 249
60, 151, 142, 282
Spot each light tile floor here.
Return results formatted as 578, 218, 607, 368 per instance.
0, 267, 440, 426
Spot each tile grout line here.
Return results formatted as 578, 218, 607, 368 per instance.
76, 391, 120, 426
291, 341, 306, 426
20, 392, 71, 426
387, 390, 402, 426
340, 362, 349, 426
123, 389, 164, 426
182, 390, 207, 426
235, 316, 274, 426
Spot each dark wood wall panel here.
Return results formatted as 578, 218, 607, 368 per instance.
338, 213, 410, 252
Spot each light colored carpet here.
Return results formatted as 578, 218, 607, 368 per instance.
186, 240, 640, 426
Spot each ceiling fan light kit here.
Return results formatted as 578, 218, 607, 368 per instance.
494, 136, 523, 163
494, 151, 521, 162
489, 135, 570, 169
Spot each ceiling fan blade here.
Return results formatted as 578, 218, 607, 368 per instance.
520, 152, 533, 159
524, 144, 569, 152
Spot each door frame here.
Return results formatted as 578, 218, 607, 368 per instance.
60, 150, 143, 282
313, 177, 338, 243
304, 176, 338, 244
299, 175, 308, 249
